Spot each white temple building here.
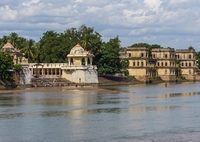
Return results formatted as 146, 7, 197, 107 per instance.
29, 44, 98, 84
1, 42, 98, 84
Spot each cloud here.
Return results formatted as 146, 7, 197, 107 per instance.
0, 0, 200, 50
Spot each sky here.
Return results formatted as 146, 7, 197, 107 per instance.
0, 0, 200, 50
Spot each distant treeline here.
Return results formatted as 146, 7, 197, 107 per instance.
0, 25, 200, 77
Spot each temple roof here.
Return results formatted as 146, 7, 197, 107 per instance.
67, 43, 94, 57
1, 42, 15, 52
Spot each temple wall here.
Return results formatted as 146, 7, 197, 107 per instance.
84, 69, 98, 83
160, 75, 176, 81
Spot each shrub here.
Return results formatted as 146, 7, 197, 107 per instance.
178, 75, 186, 80
153, 76, 162, 80
127, 76, 135, 79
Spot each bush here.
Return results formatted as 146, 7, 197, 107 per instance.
153, 76, 162, 80
178, 75, 186, 80
126, 76, 135, 79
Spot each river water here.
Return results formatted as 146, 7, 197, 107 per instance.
0, 82, 200, 142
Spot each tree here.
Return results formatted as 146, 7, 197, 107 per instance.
8, 32, 20, 49
97, 36, 121, 75
196, 52, 200, 68
188, 46, 194, 50
120, 58, 129, 76
21, 39, 35, 61
39, 31, 60, 63
0, 36, 8, 48
0, 52, 14, 80
97, 50, 121, 75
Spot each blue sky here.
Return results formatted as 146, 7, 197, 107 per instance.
0, 0, 200, 50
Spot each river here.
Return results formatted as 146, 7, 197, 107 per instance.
0, 82, 200, 142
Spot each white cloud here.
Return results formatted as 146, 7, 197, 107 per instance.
0, 0, 200, 50
22, 0, 40, 7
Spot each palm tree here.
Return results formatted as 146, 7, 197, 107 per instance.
32, 43, 42, 63
80, 34, 91, 50
8, 32, 20, 48
0, 36, 8, 48
21, 39, 35, 61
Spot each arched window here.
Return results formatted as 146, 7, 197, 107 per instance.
70, 58, 74, 65
87, 58, 90, 64
82, 58, 85, 65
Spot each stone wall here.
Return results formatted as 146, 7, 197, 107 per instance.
160, 75, 176, 81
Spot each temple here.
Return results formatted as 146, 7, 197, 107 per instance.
1, 42, 98, 84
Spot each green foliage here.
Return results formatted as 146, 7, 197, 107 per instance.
0, 52, 14, 80
120, 58, 129, 76
13, 64, 23, 72
177, 75, 186, 80
196, 52, 200, 68
131, 43, 162, 55
188, 46, 194, 50
97, 36, 122, 75
152, 76, 162, 80
126, 75, 135, 79
131, 43, 151, 48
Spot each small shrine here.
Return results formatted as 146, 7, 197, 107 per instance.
62, 43, 98, 83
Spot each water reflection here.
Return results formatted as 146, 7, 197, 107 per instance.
1, 82, 200, 141
157, 92, 196, 98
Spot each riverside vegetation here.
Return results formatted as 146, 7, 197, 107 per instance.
0, 25, 200, 83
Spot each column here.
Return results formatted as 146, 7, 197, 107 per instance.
55, 68, 57, 77
69, 57, 71, 65
47, 69, 49, 78
31, 67, 33, 76
85, 57, 88, 66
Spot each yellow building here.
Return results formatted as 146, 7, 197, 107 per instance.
176, 49, 197, 80
120, 46, 198, 82
126, 47, 149, 82
151, 48, 176, 81
1, 42, 28, 65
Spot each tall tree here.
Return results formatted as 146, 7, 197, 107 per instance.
8, 32, 20, 48
97, 36, 121, 75
0, 36, 8, 48
21, 39, 35, 61
0, 52, 14, 80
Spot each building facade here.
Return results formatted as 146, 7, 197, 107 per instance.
151, 48, 176, 81
176, 49, 196, 80
120, 47, 198, 82
126, 47, 150, 82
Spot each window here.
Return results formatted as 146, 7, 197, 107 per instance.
141, 53, 144, 57
165, 62, 167, 66
129, 53, 131, 57
189, 55, 192, 59
137, 62, 139, 66
185, 63, 187, 67
133, 62, 135, 66
141, 62, 144, 66
158, 62, 160, 66
165, 54, 168, 58
161, 62, 163, 66
182, 63, 184, 67
189, 63, 191, 66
